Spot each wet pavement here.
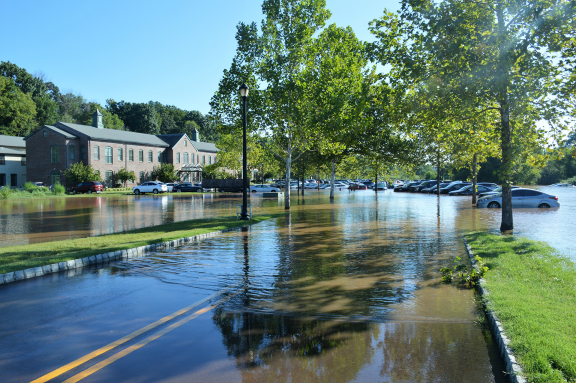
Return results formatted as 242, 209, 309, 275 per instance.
1, 189, 574, 382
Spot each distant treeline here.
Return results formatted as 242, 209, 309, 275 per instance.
0, 61, 218, 142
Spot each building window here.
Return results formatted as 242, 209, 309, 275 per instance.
43, 131, 47, 137
191, 154, 195, 164
139, 149, 143, 162
197, 155, 199, 164
0, 174, 5, 186
183, 153, 189, 164
10, 174, 17, 186
139, 171, 145, 183
184, 140, 187, 147
105, 147, 113, 164
129, 149, 134, 162
148, 150, 153, 162
0, 155, 4, 165
21, 156, 26, 166
158, 151, 162, 163
118, 148, 123, 161
105, 171, 114, 186
202, 155, 205, 164
80, 146, 86, 160
176, 152, 180, 163
208, 156, 211, 165
94, 145, 100, 160
214, 156, 217, 163
51, 145, 60, 163
68, 145, 75, 160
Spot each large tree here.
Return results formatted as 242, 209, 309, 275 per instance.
0, 76, 37, 136
370, 0, 576, 231
210, 0, 331, 210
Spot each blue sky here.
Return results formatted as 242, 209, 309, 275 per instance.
0, 0, 400, 115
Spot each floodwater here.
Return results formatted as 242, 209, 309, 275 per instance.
1, 188, 574, 382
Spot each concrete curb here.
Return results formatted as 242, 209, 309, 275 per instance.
0, 226, 247, 286
463, 237, 526, 383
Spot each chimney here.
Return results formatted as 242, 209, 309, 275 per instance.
92, 109, 104, 129
191, 128, 200, 142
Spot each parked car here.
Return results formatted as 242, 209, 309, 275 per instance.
476, 188, 560, 208
412, 180, 438, 192
440, 182, 471, 194
132, 181, 168, 195
250, 184, 281, 193
33, 182, 47, 188
70, 181, 104, 194
424, 183, 450, 193
394, 182, 418, 192
349, 183, 368, 190
375, 182, 387, 190
173, 182, 203, 192
549, 183, 573, 187
478, 185, 520, 198
478, 182, 498, 188
165, 183, 179, 192
334, 182, 348, 189
448, 184, 496, 196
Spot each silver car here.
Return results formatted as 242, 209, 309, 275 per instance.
476, 188, 560, 208
132, 181, 168, 195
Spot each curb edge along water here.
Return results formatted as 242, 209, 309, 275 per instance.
463, 236, 527, 383
0, 226, 247, 286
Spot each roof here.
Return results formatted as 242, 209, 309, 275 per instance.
156, 133, 187, 148
24, 125, 79, 140
0, 135, 26, 148
55, 122, 169, 147
191, 140, 218, 153
0, 147, 25, 155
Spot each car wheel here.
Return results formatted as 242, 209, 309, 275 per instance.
487, 201, 500, 208
134, 189, 140, 195
88, 190, 92, 194
72, 190, 77, 194
153, 189, 158, 194
538, 203, 550, 208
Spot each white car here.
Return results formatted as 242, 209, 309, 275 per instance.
165, 183, 179, 192
133, 181, 168, 195
476, 188, 560, 208
249, 184, 281, 193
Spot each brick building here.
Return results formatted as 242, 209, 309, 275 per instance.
24, 110, 220, 187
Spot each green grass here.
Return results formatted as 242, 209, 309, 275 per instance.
466, 232, 576, 383
0, 214, 284, 274
2, 189, 214, 200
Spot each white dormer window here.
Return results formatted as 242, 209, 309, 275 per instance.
184, 140, 187, 147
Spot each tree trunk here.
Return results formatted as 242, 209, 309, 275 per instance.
497, 3, 513, 232
330, 159, 336, 200
285, 151, 291, 210
436, 147, 441, 196
375, 172, 378, 194
472, 153, 478, 205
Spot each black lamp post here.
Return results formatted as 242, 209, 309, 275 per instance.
239, 84, 249, 220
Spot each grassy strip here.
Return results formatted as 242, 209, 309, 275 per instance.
466, 232, 576, 383
0, 214, 283, 274
3, 189, 214, 200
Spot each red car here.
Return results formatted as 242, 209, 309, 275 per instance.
70, 181, 104, 194
349, 183, 368, 190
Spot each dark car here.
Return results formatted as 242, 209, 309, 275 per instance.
423, 182, 450, 193
478, 185, 520, 198
449, 185, 496, 196
440, 182, 471, 194
394, 182, 417, 192
173, 182, 203, 192
412, 180, 437, 192
349, 183, 368, 190
70, 181, 104, 194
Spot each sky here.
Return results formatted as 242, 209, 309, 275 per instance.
0, 0, 401, 116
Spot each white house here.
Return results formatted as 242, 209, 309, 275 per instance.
0, 135, 26, 188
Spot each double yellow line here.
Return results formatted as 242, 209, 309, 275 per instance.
31, 283, 242, 383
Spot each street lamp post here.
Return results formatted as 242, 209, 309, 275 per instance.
239, 84, 249, 220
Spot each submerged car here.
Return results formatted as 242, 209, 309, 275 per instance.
173, 182, 203, 192
478, 185, 520, 198
449, 185, 496, 196
476, 188, 560, 208
70, 181, 104, 194
250, 184, 281, 193
349, 183, 368, 190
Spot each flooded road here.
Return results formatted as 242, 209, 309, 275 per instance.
0, 190, 521, 382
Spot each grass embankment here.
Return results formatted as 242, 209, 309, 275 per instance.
466, 232, 576, 383
0, 214, 283, 274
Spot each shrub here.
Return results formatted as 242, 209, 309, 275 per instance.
0, 186, 11, 200
23, 182, 38, 192
53, 182, 65, 195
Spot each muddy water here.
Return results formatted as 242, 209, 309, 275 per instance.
103, 192, 509, 382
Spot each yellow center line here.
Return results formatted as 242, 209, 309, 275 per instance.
30, 282, 241, 383
63, 291, 241, 383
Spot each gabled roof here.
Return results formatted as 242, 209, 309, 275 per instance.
55, 122, 169, 147
24, 125, 78, 140
156, 133, 187, 148
157, 132, 219, 153
0, 135, 26, 148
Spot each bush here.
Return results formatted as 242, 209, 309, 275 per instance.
53, 182, 65, 195
0, 186, 11, 200
23, 182, 38, 192
62, 162, 101, 186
